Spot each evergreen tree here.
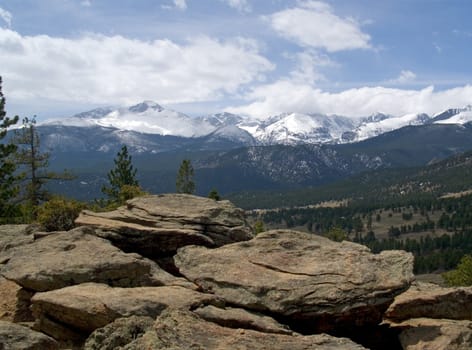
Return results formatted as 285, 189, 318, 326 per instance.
12, 116, 72, 218
0, 76, 19, 218
208, 188, 221, 201
102, 145, 139, 204
176, 159, 195, 194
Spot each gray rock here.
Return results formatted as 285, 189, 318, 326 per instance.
84, 316, 154, 350
175, 229, 414, 331
31, 283, 224, 340
1, 228, 176, 292
194, 305, 293, 335
384, 282, 472, 322
75, 194, 253, 258
119, 308, 368, 350
0, 320, 58, 350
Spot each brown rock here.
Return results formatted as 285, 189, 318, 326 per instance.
75, 194, 253, 258
175, 229, 414, 331
392, 318, 472, 350
120, 308, 368, 350
194, 305, 293, 335
0, 228, 178, 292
384, 282, 472, 322
0, 277, 34, 322
0, 320, 58, 350
31, 282, 223, 340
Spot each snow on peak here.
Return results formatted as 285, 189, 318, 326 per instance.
353, 113, 431, 141
433, 105, 472, 125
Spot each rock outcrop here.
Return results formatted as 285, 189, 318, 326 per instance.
75, 194, 253, 258
384, 282, 472, 349
0, 228, 179, 292
385, 282, 472, 321
0, 320, 58, 350
95, 308, 368, 350
175, 229, 414, 332
31, 282, 224, 340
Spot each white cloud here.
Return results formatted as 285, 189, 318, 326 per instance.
0, 29, 273, 106
80, 0, 92, 7
0, 7, 12, 28
389, 70, 417, 84
174, 0, 187, 10
222, 0, 251, 13
288, 50, 334, 84
227, 80, 472, 119
266, 0, 371, 52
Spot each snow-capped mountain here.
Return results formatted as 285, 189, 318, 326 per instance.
238, 113, 356, 145
432, 105, 472, 124
352, 113, 431, 141
40, 101, 472, 151
43, 101, 215, 138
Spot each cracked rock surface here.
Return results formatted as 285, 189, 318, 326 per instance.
175, 229, 414, 331
75, 194, 253, 258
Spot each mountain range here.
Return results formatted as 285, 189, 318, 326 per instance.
39, 101, 472, 153
34, 101, 472, 202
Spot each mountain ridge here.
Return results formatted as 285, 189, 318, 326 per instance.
39, 101, 472, 150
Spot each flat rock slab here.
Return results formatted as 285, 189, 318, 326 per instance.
194, 305, 293, 335
0, 228, 171, 292
384, 282, 472, 322
392, 318, 472, 350
31, 283, 224, 339
175, 229, 414, 331
0, 320, 58, 350
75, 194, 253, 257
105, 308, 368, 350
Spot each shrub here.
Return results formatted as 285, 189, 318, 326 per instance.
37, 197, 86, 231
443, 254, 472, 287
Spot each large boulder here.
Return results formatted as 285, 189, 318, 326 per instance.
96, 308, 367, 350
0, 320, 58, 350
175, 229, 414, 332
75, 194, 253, 258
0, 228, 183, 292
31, 283, 224, 340
384, 282, 472, 322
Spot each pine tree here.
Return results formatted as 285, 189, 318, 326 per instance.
176, 159, 195, 194
102, 145, 139, 204
0, 76, 19, 218
12, 116, 72, 218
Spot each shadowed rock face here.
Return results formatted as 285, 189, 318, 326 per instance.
75, 194, 253, 258
104, 308, 368, 350
31, 283, 224, 340
175, 229, 414, 332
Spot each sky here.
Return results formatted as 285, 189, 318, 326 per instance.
1, 0, 472, 121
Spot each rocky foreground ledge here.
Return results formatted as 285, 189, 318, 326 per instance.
0, 194, 470, 349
